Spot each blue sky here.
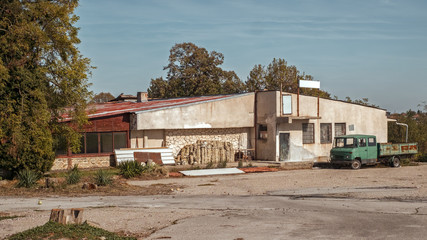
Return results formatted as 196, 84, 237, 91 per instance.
75, 0, 427, 113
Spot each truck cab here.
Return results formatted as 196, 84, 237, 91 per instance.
330, 135, 378, 170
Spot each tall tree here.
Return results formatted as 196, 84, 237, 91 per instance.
245, 58, 330, 98
90, 92, 115, 103
0, 0, 92, 174
148, 42, 244, 98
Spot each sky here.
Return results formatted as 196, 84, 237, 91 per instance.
75, 0, 427, 113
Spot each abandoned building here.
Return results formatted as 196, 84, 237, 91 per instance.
53, 90, 389, 170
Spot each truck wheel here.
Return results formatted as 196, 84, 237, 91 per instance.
351, 159, 361, 170
390, 157, 400, 168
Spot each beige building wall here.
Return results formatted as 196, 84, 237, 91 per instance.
255, 91, 277, 161
133, 93, 254, 130
130, 93, 255, 157
257, 91, 388, 162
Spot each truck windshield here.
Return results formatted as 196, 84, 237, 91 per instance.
335, 138, 356, 148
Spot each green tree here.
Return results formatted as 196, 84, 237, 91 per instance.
0, 0, 92, 174
148, 42, 244, 98
245, 64, 266, 92
90, 92, 115, 103
245, 58, 330, 98
388, 111, 427, 157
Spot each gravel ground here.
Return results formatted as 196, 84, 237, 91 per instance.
1, 164, 426, 239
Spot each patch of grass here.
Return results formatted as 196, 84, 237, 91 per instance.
118, 161, 143, 179
8, 221, 136, 240
0, 215, 20, 221
94, 169, 113, 186
237, 160, 243, 168
66, 165, 82, 185
217, 160, 227, 168
205, 161, 214, 169
16, 169, 41, 188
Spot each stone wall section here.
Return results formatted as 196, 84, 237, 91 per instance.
52, 156, 111, 170
165, 128, 250, 156
177, 140, 234, 165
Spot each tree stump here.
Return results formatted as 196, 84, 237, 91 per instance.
49, 208, 84, 224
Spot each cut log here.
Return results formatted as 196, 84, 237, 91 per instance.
49, 208, 84, 224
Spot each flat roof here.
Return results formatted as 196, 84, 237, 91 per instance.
62, 93, 253, 121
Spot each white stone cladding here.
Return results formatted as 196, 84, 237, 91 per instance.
165, 128, 250, 156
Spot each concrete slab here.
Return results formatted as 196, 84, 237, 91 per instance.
180, 168, 245, 176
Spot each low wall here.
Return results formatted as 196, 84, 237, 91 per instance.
52, 155, 112, 170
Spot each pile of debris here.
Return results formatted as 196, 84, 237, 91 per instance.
176, 140, 234, 165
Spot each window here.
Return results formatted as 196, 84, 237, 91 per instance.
258, 125, 268, 140
282, 95, 292, 115
368, 137, 376, 146
101, 133, 113, 153
303, 123, 315, 144
86, 133, 99, 153
359, 138, 366, 147
335, 137, 356, 148
335, 123, 346, 137
320, 123, 332, 144
114, 132, 127, 149
64, 131, 127, 155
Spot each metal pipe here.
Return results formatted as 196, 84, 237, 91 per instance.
396, 122, 408, 143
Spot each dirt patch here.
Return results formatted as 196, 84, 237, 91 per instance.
239, 167, 278, 173
0, 176, 183, 197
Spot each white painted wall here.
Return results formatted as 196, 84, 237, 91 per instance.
257, 91, 388, 162
134, 93, 254, 130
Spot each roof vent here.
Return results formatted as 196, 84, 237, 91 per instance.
137, 92, 148, 102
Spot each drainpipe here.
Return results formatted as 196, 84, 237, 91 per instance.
396, 122, 408, 143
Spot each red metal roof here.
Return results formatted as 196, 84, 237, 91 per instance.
62, 94, 245, 121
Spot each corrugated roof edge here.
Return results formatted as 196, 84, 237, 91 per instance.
133, 92, 254, 114
259, 90, 387, 111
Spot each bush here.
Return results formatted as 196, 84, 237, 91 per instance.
16, 169, 41, 188
217, 160, 227, 168
237, 160, 243, 168
66, 165, 82, 184
94, 169, 113, 186
205, 161, 214, 169
418, 154, 427, 162
118, 161, 143, 179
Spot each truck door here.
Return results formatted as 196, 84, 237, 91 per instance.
367, 137, 377, 163
358, 137, 368, 164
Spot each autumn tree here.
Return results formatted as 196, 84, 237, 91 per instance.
245, 58, 331, 98
148, 42, 244, 98
388, 110, 427, 159
90, 92, 115, 103
0, 0, 92, 174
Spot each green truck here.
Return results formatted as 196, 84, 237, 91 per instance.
330, 134, 418, 170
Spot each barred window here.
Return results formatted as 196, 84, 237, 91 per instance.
258, 124, 268, 140
303, 123, 315, 144
320, 123, 332, 143
335, 123, 346, 137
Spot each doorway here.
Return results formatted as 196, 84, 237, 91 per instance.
279, 133, 290, 161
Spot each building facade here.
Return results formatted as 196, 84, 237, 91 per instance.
255, 91, 388, 162
53, 91, 389, 170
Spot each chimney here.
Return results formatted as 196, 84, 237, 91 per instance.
137, 92, 148, 102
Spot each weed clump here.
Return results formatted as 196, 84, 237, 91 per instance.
66, 165, 82, 185
94, 169, 113, 186
118, 161, 143, 179
16, 169, 41, 188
